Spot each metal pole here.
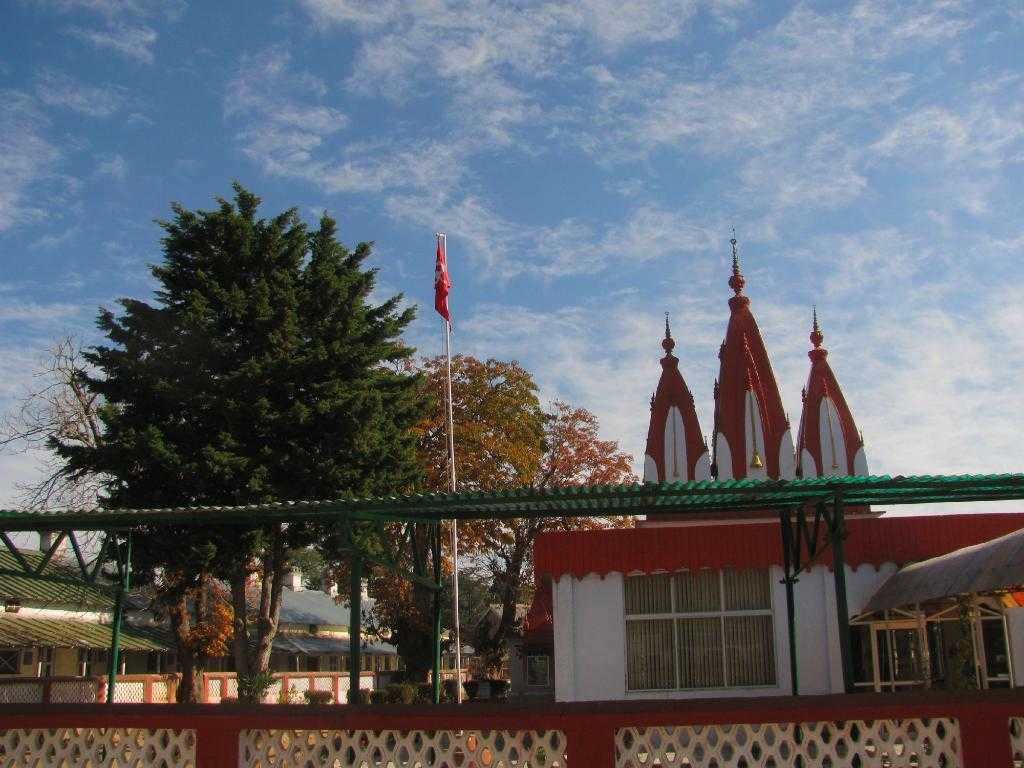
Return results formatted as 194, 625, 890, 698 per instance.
443, 289, 463, 703
779, 509, 799, 695
431, 521, 443, 704
829, 496, 855, 693
107, 532, 131, 704
349, 554, 362, 702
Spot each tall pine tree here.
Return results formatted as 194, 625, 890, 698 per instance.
56, 184, 424, 701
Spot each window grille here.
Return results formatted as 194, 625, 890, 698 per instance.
0, 649, 19, 675
625, 569, 776, 691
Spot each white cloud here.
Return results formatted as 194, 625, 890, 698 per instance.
34, 68, 125, 117
0, 91, 61, 232
97, 154, 128, 180
66, 23, 158, 63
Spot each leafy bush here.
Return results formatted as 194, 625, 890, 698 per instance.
237, 672, 276, 704
220, 696, 238, 705
489, 679, 510, 699
303, 690, 333, 705
347, 687, 371, 705
384, 683, 419, 704
369, 689, 389, 705
463, 681, 479, 700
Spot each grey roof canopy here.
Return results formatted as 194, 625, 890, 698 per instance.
865, 523, 1024, 612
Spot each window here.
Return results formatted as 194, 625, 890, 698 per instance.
0, 649, 19, 675
37, 647, 53, 677
625, 569, 776, 691
328, 655, 340, 672
78, 649, 108, 677
526, 655, 550, 687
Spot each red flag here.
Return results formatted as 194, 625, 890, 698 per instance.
434, 234, 451, 323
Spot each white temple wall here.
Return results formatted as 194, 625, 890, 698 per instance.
1004, 607, 1024, 687
552, 563, 896, 702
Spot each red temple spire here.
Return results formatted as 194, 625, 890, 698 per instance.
712, 234, 795, 480
796, 308, 867, 477
643, 313, 710, 483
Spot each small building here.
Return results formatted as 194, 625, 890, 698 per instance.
0, 546, 171, 680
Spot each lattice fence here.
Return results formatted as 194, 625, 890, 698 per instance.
0, 681, 42, 704
241, 729, 567, 767
1010, 717, 1024, 768
616, 718, 961, 768
113, 680, 146, 703
50, 679, 100, 703
0, 728, 196, 767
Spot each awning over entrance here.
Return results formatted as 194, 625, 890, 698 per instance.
865, 524, 1024, 612
0, 615, 170, 652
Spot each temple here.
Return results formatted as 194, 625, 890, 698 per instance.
527, 236, 1024, 703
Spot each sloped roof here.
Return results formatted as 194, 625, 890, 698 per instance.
535, 513, 1024, 580
2, 475, 1024, 528
0, 615, 170, 651
0, 548, 112, 610
865, 525, 1024, 612
273, 633, 396, 656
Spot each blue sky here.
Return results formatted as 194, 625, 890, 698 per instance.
1, 0, 1022, 509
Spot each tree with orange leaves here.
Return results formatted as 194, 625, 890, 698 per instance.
366, 355, 635, 678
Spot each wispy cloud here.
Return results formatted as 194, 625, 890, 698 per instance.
66, 23, 158, 63
97, 154, 128, 180
34, 68, 126, 117
0, 91, 61, 232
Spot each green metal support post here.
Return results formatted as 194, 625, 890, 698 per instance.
107, 532, 131, 704
828, 495, 855, 692
778, 508, 799, 696
431, 521, 443, 704
349, 553, 362, 702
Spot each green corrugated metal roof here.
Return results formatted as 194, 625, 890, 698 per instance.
0, 615, 170, 651
0, 549, 112, 610
0, 474, 1022, 530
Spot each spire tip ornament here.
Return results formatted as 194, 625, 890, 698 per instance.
810, 305, 824, 349
661, 311, 676, 354
728, 227, 746, 296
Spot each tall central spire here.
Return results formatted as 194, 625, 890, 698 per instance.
712, 232, 794, 480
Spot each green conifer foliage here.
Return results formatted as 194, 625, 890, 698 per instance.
55, 184, 424, 700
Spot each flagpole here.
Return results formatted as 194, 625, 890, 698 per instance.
439, 232, 463, 703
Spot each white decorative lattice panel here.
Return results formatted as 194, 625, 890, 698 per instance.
0, 728, 196, 768
50, 679, 99, 703
113, 680, 146, 703
0, 682, 42, 704
1010, 717, 1024, 767
241, 729, 567, 767
616, 719, 960, 768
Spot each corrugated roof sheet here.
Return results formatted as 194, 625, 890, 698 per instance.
0, 549, 112, 610
865, 526, 1024, 612
272, 633, 397, 656
0, 615, 170, 651
534, 513, 1024, 579
1, 474, 1023, 529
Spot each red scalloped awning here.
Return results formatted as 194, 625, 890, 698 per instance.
534, 513, 1024, 580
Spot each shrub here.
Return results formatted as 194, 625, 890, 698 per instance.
237, 672, 276, 704
303, 690, 333, 705
220, 696, 239, 705
347, 687, 371, 705
463, 681, 479, 700
384, 683, 419, 704
369, 689, 389, 705
488, 679, 510, 699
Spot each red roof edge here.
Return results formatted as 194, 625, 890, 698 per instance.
534, 513, 1024, 580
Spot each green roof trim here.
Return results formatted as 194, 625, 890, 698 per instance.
0, 615, 170, 652
0, 474, 1022, 530
0, 549, 113, 610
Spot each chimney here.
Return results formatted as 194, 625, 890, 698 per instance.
39, 532, 54, 553
284, 568, 304, 592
